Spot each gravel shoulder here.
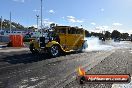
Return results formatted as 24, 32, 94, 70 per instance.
64, 48, 132, 88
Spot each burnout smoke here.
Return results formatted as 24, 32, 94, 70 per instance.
84, 37, 113, 51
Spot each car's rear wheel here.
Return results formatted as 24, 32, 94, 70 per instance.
79, 41, 88, 52
82, 41, 88, 49
49, 45, 60, 57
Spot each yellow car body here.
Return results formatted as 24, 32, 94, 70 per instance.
29, 26, 87, 56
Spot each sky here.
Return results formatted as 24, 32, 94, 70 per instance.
0, 0, 132, 34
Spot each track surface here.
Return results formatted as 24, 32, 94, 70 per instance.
0, 41, 132, 88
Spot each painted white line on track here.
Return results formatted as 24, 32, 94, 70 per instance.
0, 48, 29, 52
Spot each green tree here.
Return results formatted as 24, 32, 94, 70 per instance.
111, 30, 121, 39
28, 26, 36, 31
85, 30, 90, 37
0, 19, 26, 29
121, 33, 129, 40
105, 31, 111, 39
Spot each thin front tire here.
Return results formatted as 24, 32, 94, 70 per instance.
49, 45, 60, 57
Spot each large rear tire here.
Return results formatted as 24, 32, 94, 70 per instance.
49, 45, 60, 57
79, 41, 88, 52
82, 41, 88, 49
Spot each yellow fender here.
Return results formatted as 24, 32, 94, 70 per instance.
46, 41, 60, 47
46, 41, 65, 52
30, 40, 39, 49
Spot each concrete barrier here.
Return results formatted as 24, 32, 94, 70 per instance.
0, 35, 10, 43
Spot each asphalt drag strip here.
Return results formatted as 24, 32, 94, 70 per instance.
64, 48, 132, 88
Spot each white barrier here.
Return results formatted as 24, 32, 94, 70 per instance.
0, 35, 10, 43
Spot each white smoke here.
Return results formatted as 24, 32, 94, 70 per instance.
84, 37, 114, 51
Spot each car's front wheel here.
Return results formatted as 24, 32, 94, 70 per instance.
29, 43, 39, 54
49, 45, 60, 57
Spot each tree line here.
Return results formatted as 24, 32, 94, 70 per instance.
85, 30, 132, 40
0, 18, 36, 30
0, 19, 131, 40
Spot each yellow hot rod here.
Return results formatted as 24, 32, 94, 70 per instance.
29, 26, 88, 57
